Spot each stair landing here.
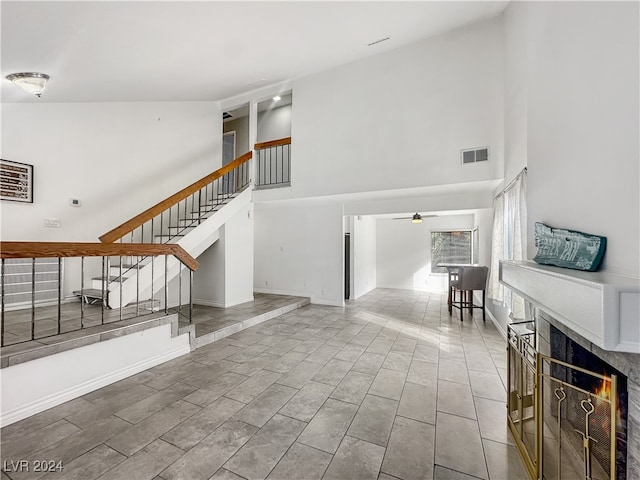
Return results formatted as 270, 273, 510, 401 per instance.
1, 294, 310, 367
182, 293, 310, 349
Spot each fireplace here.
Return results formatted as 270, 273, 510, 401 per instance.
507, 320, 630, 480
547, 325, 628, 479
500, 260, 640, 480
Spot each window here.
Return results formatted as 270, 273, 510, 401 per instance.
431, 229, 478, 273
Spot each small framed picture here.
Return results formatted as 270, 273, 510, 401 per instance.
1, 159, 34, 203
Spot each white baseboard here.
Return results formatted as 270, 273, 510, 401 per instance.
193, 298, 226, 308
253, 287, 340, 307
253, 286, 310, 299
472, 291, 507, 340
194, 295, 255, 309
310, 296, 343, 307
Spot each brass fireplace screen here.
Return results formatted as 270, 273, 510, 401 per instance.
507, 323, 621, 480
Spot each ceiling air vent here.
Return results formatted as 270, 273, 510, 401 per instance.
222, 111, 233, 120
461, 147, 489, 164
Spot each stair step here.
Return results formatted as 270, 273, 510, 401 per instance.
154, 234, 185, 241
109, 266, 141, 276
167, 226, 196, 233
73, 289, 161, 310
92, 276, 121, 283
73, 288, 107, 298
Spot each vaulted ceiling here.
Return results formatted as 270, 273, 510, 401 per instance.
2, 1, 508, 103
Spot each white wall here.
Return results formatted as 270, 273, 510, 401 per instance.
254, 202, 344, 305
1, 101, 222, 299
193, 201, 254, 307
1, 102, 221, 242
193, 239, 225, 307
255, 17, 503, 202
1, 321, 189, 427
376, 214, 475, 292
474, 208, 494, 267
224, 201, 254, 306
352, 215, 377, 299
503, 1, 640, 276
257, 104, 292, 143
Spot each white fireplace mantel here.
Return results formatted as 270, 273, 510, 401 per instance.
499, 260, 640, 353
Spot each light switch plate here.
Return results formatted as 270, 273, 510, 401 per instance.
44, 218, 61, 228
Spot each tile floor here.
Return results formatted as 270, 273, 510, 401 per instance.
0, 289, 529, 480
184, 293, 309, 338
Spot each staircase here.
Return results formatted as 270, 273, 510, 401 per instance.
98, 152, 253, 312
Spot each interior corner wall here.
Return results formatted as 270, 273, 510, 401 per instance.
352, 216, 376, 299
193, 232, 226, 307
0, 102, 221, 243
503, 1, 640, 277
376, 214, 475, 293
253, 202, 344, 306
193, 201, 254, 308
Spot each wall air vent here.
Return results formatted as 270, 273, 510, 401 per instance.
461, 146, 489, 164
222, 112, 233, 120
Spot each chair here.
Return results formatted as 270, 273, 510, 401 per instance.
446, 267, 459, 315
450, 266, 488, 322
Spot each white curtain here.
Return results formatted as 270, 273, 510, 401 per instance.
487, 194, 505, 301
487, 169, 527, 318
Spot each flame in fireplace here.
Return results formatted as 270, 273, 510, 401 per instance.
594, 377, 611, 401
593, 376, 624, 432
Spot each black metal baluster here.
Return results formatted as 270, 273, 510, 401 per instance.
151, 255, 155, 312
119, 256, 123, 321
57, 258, 62, 334
164, 255, 168, 314
183, 199, 187, 234
270, 148, 273, 185
31, 258, 36, 340
287, 144, 291, 183
178, 262, 182, 316
280, 145, 283, 184
189, 268, 193, 323
1, 258, 5, 347
257, 151, 261, 186
136, 256, 140, 317
80, 256, 85, 329
101, 256, 106, 325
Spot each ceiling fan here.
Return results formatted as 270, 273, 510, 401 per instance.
392, 213, 438, 224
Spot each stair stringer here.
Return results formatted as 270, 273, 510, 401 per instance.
107, 187, 253, 309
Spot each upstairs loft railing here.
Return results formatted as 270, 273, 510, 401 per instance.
255, 137, 291, 189
100, 151, 253, 244
0, 242, 198, 347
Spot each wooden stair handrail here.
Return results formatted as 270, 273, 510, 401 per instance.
100, 151, 252, 243
254, 137, 291, 150
0, 242, 198, 271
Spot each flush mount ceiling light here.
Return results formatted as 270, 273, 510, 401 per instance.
272, 95, 281, 102
5, 72, 50, 97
